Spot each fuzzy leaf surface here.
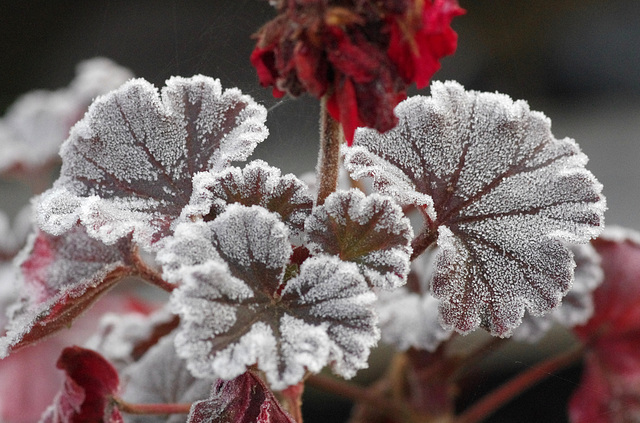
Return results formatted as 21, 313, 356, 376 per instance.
513, 242, 603, 342
163, 204, 378, 389
187, 372, 294, 423
344, 81, 605, 336
87, 306, 178, 370
0, 58, 132, 175
37, 75, 268, 247
121, 334, 215, 423
377, 247, 452, 351
39, 346, 122, 423
305, 189, 413, 289
0, 226, 135, 358
183, 160, 313, 234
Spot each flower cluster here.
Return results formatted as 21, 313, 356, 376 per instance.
251, 0, 464, 143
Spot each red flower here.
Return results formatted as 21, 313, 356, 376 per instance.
569, 229, 640, 423
251, 0, 464, 144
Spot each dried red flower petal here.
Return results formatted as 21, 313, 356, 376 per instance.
40, 347, 122, 423
251, 0, 464, 144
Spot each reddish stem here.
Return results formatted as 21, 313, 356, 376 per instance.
114, 397, 192, 415
455, 343, 584, 423
306, 374, 411, 421
410, 228, 438, 261
281, 382, 305, 423
131, 248, 177, 292
316, 94, 342, 206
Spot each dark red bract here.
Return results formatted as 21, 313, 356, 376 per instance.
188, 371, 295, 423
570, 232, 640, 423
40, 346, 122, 423
251, 0, 464, 144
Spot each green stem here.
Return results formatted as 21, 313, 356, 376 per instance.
455, 343, 584, 423
316, 95, 342, 206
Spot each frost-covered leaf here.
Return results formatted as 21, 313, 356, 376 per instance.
0, 226, 136, 357
0, 206, 33, 260
40, 346, 122, 423
0, 293, 147, 423
305, 189, 413, 289
86, 305, 177, 370
162, 204, 378, 389
183, 160, 313, 234
37, 75, 268, 247
121, 334, 215, 423
513, 243, 603, 342
377, 247, 452, 351
344, 81, 605, 336
187, 371, 295, 423
0, 58, 132, 175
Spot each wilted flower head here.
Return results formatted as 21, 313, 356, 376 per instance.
251, 0, 464, 144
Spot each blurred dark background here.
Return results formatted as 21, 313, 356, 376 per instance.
1, 1, 639, 421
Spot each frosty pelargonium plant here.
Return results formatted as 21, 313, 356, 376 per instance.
1, 2, 630, 422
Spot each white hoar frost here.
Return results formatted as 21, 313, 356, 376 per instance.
377, 247, 453, 351
305, 189, 413, 290
513, 242, 604, 342
344, 81, 605, 337
0, 58, 133, 175
161, 204, 378, 389
182, 160, 313, 235
36, 75, 268, 249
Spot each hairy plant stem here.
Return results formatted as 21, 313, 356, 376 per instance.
132, 248, 177, 292
306, 374, 413, 421
281, 382, 305, 423
114, 397, 192, 415
455, 343, 585, 423
316, 94, 342, 206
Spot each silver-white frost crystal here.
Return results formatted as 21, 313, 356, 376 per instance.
377, 247, 453, 351
345, 81, 605, 337
305, 189, 413, 290
160, 204, 379, 390
0, 58, 133, 175
36, 75, 268, 248
513, 242, 604, 342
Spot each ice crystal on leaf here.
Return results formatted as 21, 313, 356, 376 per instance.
187, 372, 295, 423
305, 189, 413, 289
183, 160, 313, 234
344, 81, 605, 336
377, 247, 452, 351
37, 75, 268, 248
121, 334, 215, 423
0, 58, 133, 175
86, 306, 178, 370
0, 225, 136, 358
40, 347, 122, 423
513, 243, 603, 343
161, 204, 378, 389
